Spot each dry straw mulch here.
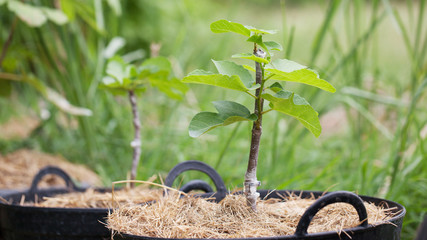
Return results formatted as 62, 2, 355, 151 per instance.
34, 185, 163, 209
108, 193, 395, 239
0, 149, 101, 189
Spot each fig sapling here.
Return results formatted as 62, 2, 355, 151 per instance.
102, 56, 188, 186
183, 19, 335, 210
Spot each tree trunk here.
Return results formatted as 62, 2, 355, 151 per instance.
128, 90, 141, 187
244, 47, 265, 211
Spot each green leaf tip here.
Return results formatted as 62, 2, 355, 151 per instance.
189, 101, 257, 137
210, 19, 277, 37
210, 19, 251, 37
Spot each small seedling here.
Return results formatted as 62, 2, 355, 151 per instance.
102, 56, 188, 186
183, 19, 335, 210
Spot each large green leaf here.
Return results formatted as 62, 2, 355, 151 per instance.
189, 101, 257, 137
8, 1, 47, 27
262, 90, 321, 137
210, 19, 251, 37
231, 53, 269, 64
182, 69, 249, 92
212, 60, 254, 88
265, 59, 335, 93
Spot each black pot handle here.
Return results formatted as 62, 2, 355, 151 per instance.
165, 160, 226, 200
29, 165, 80, 194
180, 180, 214, 193
294, 191, 368, 236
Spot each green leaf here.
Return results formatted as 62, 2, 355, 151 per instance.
265, 59, 336, 93
245, 25, 277, 35
189, 101, 257, 137
243, 65, 255, 72
42, 7, 68, 25
140, 56, 172, 76
149, 77, 188, 100
232, 53, 269, 64
246, 35, 269, 54
212, 60, 254, 88
210, 19, 251, 37
264, 41, 283, 51
182, 69, 249, 92
262, 90, 321, 137
8, 1, 47, 27
268, 82, 284, 93
0, 0, 7, 6
105, 57, 127, 83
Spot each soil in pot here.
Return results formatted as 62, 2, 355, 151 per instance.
107, 191, 396, 239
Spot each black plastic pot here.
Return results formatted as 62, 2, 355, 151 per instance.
114, 162, 405, 240
0, 162, 225, 240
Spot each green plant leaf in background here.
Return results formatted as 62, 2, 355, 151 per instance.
232, 53, 269, 64
182, 69, 249, 92
7, 0, 47, 27
7, 0, 68, 27
0, 73, 92, 116
139, 56, 172, 79
102, 56, 187, 99
149, 77, 188, 100
262, 90, 321, 137
265, 59, 335, 93
189, 101, 257, 137
210, 19, 251, 37
41, 7, 68, 25
0, 0, 7, 6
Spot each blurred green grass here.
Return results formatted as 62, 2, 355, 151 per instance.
0, 0, 426, 239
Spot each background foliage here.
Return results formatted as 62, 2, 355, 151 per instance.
0, 0, 426, 239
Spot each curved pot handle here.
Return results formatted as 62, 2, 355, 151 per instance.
180, 180, 214, 193
165, 160, 226, 200
294, 191, 368, 237
29, 165, 80, 194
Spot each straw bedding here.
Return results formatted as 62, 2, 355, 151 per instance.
0, 149, 101, 189
108, 192, 395, 239
33, 185, 163, 209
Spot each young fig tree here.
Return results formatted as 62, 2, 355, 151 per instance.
183, 20, 335, 211
102, 56, 188, 186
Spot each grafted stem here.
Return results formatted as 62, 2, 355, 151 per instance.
244, 45, 266, 211
128, 90, 141, 187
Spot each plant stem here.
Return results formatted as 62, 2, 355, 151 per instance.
244, 45, 265, 211
129, 90, 141, 187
